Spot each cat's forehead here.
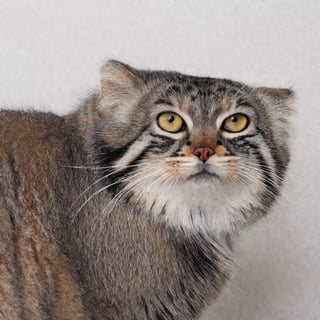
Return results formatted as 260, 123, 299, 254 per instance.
150, 73, 252, 121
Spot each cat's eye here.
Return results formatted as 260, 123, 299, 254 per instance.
222, 113, 249, 133
157, 112, 185, 133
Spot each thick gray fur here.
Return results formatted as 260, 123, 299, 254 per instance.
0, 61, 293, 319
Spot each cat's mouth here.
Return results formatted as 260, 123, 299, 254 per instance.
188, 168, 219, 181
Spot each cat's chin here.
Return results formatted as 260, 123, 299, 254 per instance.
187, 171, 219, 182
131, 173, 262, 235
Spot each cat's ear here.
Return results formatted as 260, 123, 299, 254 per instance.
254, 86, 294, 116
93, 61, 147, 148
99, 60, 144, 110
255, 87, 294, 100
254, 86, 294, 164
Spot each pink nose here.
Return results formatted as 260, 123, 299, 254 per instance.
193, 147, 215, 161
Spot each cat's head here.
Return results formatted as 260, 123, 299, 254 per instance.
85, 60, 293, 234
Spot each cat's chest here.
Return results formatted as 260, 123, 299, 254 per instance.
78, 202, 230, 319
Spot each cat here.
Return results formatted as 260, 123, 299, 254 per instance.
0, 60, 293, 319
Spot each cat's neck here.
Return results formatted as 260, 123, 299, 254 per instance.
49, 107, 231, 318
56, 178, 230, 317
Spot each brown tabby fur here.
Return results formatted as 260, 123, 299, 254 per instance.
0, 61, 292, 319
0, 112, 87, 319
0, 110, 228, 319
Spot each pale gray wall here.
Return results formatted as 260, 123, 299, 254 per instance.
1, 1, 319, 319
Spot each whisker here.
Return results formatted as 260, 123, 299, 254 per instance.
71, 179, 123, 223
235, 170, 285, 200
92, 171, 165, 235
64, 162, 150, 171
69, 160, 165, 219
239, 164, 284, 188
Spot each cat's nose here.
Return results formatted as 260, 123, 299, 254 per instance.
193, 147, 215, 162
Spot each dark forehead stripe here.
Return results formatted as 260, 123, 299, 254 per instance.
163, 80, 246, 100
185, 85, 194, 93
165, 84, 183, 96
144, 69, 247, 91
155, 98, 174, 106
150, 73, 252, 124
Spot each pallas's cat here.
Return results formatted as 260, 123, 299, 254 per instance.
0, 61, 292, 319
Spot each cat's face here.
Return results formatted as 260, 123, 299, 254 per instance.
89, 61, 292, 234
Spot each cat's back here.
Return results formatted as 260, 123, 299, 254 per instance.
0, 109, 70, 197
0, 109, 77, 194
0, 109, 87, 320
0, 109, 68, 154
0, 110, 69, 208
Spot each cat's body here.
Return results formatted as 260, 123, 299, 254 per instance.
0, 61, 292, 319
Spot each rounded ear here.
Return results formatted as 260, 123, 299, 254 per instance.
91, 61, 147, 148
253, 86, 294, 116
100, 60, 141, 95
253, 86, 294, 167
98, 60, 144, 113
255, 87, 294, 101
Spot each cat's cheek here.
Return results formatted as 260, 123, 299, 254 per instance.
224, 163, 240, 183
215, 145, 229, 157
163, 163, 183, 182
161, 158, 198, 182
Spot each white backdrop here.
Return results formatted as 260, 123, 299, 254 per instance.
1, 1, 319, 319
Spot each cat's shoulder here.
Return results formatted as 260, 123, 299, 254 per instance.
0, 109, 75, 163
0, 109, 66, 135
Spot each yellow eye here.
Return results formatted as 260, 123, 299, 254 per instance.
222, 113, 249, 133
157, 112, 185, 133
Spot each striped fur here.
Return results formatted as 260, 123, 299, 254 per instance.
90, 61, 293, 235
0, 61, 293, 319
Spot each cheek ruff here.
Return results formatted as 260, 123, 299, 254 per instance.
127, 157, 267, 234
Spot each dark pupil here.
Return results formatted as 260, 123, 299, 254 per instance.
230, 115, 238, 123
167, 115, 175, 123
